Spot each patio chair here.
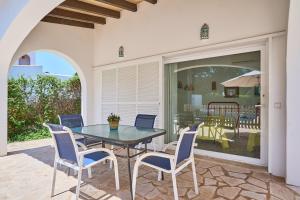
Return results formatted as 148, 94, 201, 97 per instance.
58, 114, 102, 147
109, 114, 157, 168
132, 129, 199, 200
134, 114, 157, 150
110, 114, 157, 151
43, 123, 120, 200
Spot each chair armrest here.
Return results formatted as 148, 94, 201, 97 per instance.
78, 147, 114, 158
76, 141, 87, 150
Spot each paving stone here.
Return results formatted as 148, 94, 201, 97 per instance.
138, 176, 152, 184
187, 189, 198, 199
213, 197, 226, 200
223, 165, 251, 174
209, 166, 225, 177
252, 172, 272, 182
270, 182, 294, 200
218, 182, 227, 187
203, 171, 214, 178
235, 196, 248, 200
220, 176, 246, 186
178, 187, 188, 197
197, 186, 217, 199
204, 178, 217, 186
145, 188, 160, 199
239, 183, 268, 193
217, 186, 241, 200
198, 176, 204, 184
216, 177, 224, 182
269, 195, 281, 200
197, 167, 208, 175
247, 177, 268, 189
181, 171, 194, 181
197, 160, 216, 169
136, 182, 155, 197
228, 172, 247, 179
240, 190, 267, 200
177, 179, 197, 188
157, 185, 170, 194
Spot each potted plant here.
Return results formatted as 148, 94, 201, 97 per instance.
107, 113, 120, 130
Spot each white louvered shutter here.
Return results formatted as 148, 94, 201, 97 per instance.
101, 69, 117, 124
99, 61, 161, 128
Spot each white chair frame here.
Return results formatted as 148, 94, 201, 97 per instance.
44, 123, 120, 200
132, 129, 199, 200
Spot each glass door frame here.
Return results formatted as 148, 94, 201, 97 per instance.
163, 44, 268, 166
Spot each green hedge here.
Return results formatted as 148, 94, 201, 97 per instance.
8, 74, 81, 142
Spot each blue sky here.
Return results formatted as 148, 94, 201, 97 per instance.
35, 51, 76, 75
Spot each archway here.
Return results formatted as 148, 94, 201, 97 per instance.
0, 0, 66, 156
8, 49, 87, 143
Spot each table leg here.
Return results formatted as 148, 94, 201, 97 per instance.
102, 141, 108, 164
127, 146, 133, 200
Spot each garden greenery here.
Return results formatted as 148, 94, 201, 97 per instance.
8, 74, 81, 142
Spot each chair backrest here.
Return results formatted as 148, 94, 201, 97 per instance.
58, 114, 84, 128
175, 129, 197, 165
43, 123, 78, 164
134, 114, 156, 129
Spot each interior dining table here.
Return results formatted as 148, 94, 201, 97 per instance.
71, 124, 166, 200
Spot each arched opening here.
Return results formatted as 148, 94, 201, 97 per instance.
7, 50, 86, 142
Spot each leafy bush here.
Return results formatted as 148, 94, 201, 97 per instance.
8, 74, 81, 142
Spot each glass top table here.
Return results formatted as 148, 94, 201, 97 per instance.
71, 124, 166, 200
71, 124, 166, 146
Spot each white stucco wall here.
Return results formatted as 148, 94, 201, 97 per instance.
92, 0, 289, 177
93, 0, 288, 66
12, 22, 95, 125
268, 35, 287, 177
286, 0, 300, 186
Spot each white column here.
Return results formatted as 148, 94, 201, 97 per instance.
286, 0, 300, 186
0, 65, 8, 156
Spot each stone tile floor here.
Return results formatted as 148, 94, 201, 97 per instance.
1, 139, 300, 200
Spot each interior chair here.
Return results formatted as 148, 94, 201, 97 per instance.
132, 129, 199, 200
58, 114, 102, 147
198, 116, 229, 149
43, 123, 120, 200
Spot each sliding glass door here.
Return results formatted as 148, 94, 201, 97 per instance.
165, 51, 263, 159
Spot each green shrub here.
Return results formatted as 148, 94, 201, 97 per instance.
8, 74, 81, 142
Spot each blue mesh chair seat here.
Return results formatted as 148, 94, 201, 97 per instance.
58, 114, 102, 147
83, 151, 110, 167
43, 123, 120, 200
142, 155, 171, 170
132, 129, 199, 200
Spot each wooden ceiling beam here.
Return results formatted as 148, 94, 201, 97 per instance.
144, 0, 157, 4
49, 8, 106, 24
60, 0, 120, 19
42, 16, 95, 29
95, 0, 137, 12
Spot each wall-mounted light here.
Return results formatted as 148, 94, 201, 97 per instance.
119, 46, 124, 57
200, 23, 209, 40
